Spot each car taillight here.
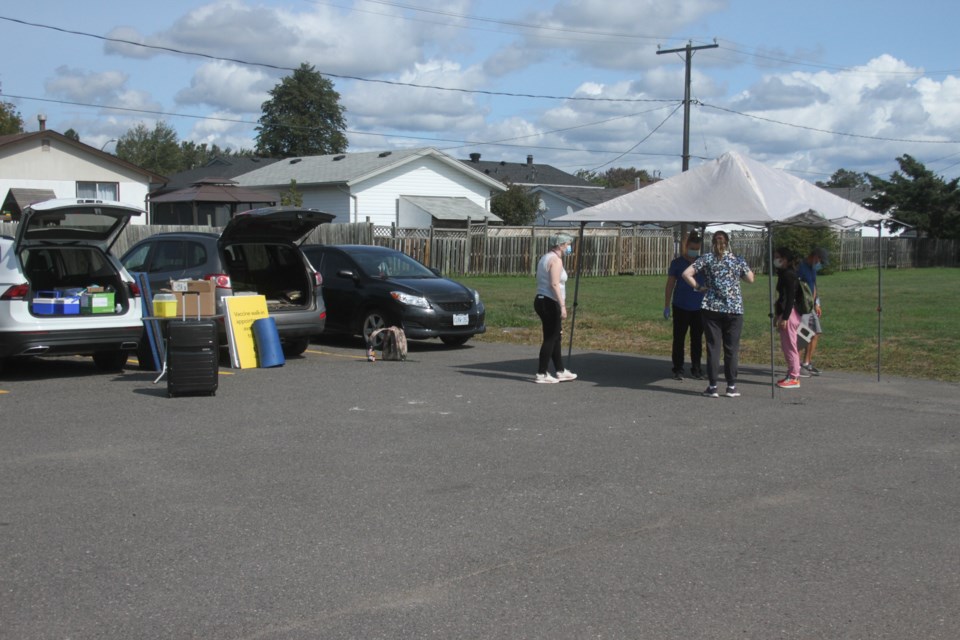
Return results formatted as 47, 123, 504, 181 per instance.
207, 274, 231, 289
128, 281, 141, 297
319, 311, 326, 320
1, 284, 31, 300
313, 271, 323, 287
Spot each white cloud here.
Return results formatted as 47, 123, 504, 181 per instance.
45, 67, 129, 103
344, 59, 488, 133
174, 61, 272, 113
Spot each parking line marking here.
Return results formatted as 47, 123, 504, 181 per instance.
306, 349, 367, 360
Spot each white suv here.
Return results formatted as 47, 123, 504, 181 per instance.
0, 198, 145, 375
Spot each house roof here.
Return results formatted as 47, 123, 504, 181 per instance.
459, 154, 596, 188
401, 195, 503, 223
532, 185, 639, 209
234, 147, 506, 191
152, 156, 281, 194
150, 178, 279, 204
0, 130, 167, 182
2, 188, 57, 215
822, 185, 874, 205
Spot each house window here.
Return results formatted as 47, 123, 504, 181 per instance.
76, 182, 118, 201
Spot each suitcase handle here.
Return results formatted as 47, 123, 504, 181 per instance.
181, 291, 202, 321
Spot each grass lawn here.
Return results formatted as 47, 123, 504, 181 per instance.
459, 268, 960, 382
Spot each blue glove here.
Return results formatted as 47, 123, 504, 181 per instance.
663, 306, 671, 320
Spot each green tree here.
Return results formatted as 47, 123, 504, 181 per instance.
280, 179, 304, 207
865, 154, 960, 239
574, 166, 654, 188
0, 101, 24, 135
491, 184, 538, 225
816, 168, 868, 189
771, 227, 838, 274
255, 63, 347, 158
115, 121, 181, 176
63, 128, 80, 142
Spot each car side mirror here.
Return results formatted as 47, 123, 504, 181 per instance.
429, 267, 441, 277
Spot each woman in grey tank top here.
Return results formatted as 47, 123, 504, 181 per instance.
533, 233, 578, 384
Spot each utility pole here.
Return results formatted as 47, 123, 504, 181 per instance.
657, 40, 718, 248
656, 40, 718, 172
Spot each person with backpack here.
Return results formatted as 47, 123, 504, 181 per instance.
773, 247, 803, 389
681, 231, 755, 398
797, 247, 828, 376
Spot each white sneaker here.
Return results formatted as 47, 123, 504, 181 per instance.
555, 369, 578, 382
535, 373, 559, 384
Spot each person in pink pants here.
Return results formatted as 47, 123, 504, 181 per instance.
773, 247, 802, 389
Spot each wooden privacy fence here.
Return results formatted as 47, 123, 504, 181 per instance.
2, 221, 957, 276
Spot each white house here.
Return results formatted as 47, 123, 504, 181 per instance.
0, 129, 164, 223
233, 147, 506, 227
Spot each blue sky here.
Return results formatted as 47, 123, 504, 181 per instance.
3, 0, 960, 182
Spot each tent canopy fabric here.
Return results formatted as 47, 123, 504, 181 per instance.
555, 151, 886, 230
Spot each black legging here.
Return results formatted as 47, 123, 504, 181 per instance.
671, 306, 704, 373
534, 294, 564, 374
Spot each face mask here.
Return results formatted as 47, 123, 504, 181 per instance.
564, 244, 573, 255
773, 258, 784, 269
687, 249, 700, 258
813, 262, 823, 272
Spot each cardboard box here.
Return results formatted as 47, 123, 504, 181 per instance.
167, 279, 216, 317
81, 291, 115, 314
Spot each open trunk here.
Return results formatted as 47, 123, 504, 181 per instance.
221, 242, 311, 312
22, 246, 130, 314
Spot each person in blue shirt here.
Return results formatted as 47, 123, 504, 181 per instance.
682, 231, 755, 398
663, 231, 705, 380
796, 247, 828, 376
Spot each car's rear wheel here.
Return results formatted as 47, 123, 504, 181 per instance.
93, 349, 128, 372
361, 308, 388, 346
282, 337, 310, 357
440, 335, 470, 347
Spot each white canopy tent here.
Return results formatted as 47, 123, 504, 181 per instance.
554, 152, 891, 392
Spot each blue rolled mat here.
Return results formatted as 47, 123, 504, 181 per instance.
252, 317, 285, 368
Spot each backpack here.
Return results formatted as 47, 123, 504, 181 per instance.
369, 326, 407, 361
798, 280, 815, 315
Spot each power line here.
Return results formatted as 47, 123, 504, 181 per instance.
699, 102, 960, 144
586, 103, 684, 172
3, 91, 681, 158
0, 15, 675, 104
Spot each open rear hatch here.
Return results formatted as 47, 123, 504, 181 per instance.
16, 199, 143, 315
219, 207, 334, 312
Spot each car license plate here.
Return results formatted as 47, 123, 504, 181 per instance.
453, 313, 469, 326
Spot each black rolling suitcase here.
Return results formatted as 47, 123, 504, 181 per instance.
166, 292, 219, 397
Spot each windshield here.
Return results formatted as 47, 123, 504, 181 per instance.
352, 251, 436, 279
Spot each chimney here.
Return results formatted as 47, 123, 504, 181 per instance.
526, 154, 533, 166
469, 152, 481, 163
37, 113, 47, 131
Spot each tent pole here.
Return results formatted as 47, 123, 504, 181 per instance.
767, 225, 776, 398
877, 222, 883, 382
567, 222, 587, 362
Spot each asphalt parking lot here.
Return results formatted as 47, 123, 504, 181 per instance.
2, 338, 958, 639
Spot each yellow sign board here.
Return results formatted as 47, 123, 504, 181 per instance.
223, 295, 269, 369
